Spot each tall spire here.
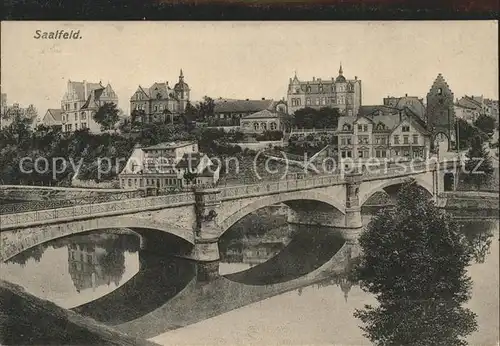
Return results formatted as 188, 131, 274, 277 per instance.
339, 62, 343, 75
179, 69, 184, 80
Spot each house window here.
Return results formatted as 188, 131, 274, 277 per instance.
74, 102, 77, 109
270, 122, 277, 130
341, 138, 346, 145
347, 110, 353, 116
315, 98, 320, 106
394, 150, 400, 156
81, 112, 86, 120
319, 85, 323, 92
402, 125, 410, 132
346, 138, 352, 145
358, 150, 364, 158
394, 135, 400, 144
154, 105, 158, 111
81, 122, 86, 128
306, 98, 311, 105
75, 123, 78, 130
413, 135, 419, 144
342, 124, 351, 131
357, 124, 362, 131
261, 123, 267, 130
438, 88, 442, 95
254, 123, 259, 130
403, 136, 409, 144
363, 125, 368, 132
74, 113, 78, 121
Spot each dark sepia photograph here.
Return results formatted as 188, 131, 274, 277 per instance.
0, 21, 498, 345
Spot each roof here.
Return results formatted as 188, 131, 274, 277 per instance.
198, 164, 219, 177
242, 109, 280, 120
144, 141, 196, 150
214, 99, 275, 113
80, 87, 105, 110
46, 109, 62, 122
357, 105, 400, 118
68, 80, 103, 101
337, 116, 356, 131
175, 153, 205, 169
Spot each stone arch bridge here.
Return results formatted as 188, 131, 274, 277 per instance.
0, 161, 458, 267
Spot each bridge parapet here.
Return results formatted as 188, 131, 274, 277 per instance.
0, 193, 195, 230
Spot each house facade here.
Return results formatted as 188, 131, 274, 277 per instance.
129, 70, 190, 124
239, 109, 284, 133
209, 98, 286, 128
287, 64, 362, 116
60, 80, 118, 133
336, 107, 431, 167
119, 141, 219, 190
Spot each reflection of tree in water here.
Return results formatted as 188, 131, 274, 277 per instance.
460, 220, 496, 264
7, 244, 45, 266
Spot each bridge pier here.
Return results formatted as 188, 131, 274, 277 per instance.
192, 187, 223, 280
338, 171, 364, 244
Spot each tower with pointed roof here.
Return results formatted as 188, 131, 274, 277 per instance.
426, 73, 456, 151
287, 63, 362, 116
174, 69, 190, 113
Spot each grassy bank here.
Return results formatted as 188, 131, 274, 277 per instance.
0, 280, 159, 346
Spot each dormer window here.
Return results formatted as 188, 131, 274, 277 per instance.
438, 88, 443, 95
319, 85, 323, 93
157, 93, 162, 100
342, 124, 351, 131
376, 123, 385, 130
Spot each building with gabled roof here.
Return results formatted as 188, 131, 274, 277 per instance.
41, 109, 63, 128
60, 80, 118, 134
129, 69, 190, 124
240, 109, 285, 133
209, 98, 287, 128
287, 64, 362, 116
118, 141, 219, 190
336, 107, 431, 167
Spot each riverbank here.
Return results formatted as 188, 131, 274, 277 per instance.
0, 279, 159, 346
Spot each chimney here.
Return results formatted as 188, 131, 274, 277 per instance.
405, 93, 408, 97
83, 80, 87, 100
246, 98, 249, 101
355, 76, 358, 80
262, 97, 265, 100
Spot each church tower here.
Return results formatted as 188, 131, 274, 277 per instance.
174, 69, 190, 113
426, 73, 456, 151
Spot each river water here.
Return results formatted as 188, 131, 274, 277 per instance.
1, 208, 498, 346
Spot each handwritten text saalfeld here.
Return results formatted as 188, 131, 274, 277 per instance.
34, 30, 81, 39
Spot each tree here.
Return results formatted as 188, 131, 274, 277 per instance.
474, 114, 496, 135
352, 181, 477, 346
93, 103, 120, 131
198, 96, 215, 122
463, 135, 494, 190
130, 109, 146, 126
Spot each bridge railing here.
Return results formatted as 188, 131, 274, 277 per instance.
0, 190, 144, 215
0, 193, 195, 229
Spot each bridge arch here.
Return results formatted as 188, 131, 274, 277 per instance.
359, 175, 434, 206
219, 190, 346, 235
1, 215, 194, 263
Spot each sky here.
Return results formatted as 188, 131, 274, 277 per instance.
1, 21, 498, 118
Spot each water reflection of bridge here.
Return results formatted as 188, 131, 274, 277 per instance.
67, 227, 357, 339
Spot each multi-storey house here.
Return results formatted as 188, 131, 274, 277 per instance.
129, 70, 190, 124
336, 106, 431, 168
119, 141, 219, 190
287, 64, 362, 116
60, 80, 118, 133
